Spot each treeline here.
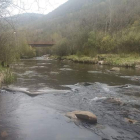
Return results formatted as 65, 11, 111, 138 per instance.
0, 0, 37, 66
0, 27, 36, 66
23, 0, 140, 57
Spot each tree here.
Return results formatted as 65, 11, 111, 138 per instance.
0, 0, 12, 14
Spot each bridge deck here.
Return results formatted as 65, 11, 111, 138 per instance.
29, 42, 55, 47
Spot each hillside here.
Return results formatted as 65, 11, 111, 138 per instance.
45, 0, 100, 19
15, 0, 140, 56
10, 13, 44, 28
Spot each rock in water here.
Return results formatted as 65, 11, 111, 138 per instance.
110, 67, 120, 71
75, 111, 97, 124
98, 61, 104, 65
135, 65, 140, 69
103, 98, 123, 105
1, 131, 8, 138
66, 111, 97, 124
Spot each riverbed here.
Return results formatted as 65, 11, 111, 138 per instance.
0, 57, 140, 140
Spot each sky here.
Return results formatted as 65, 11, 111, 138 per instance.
10, 0, 68, 15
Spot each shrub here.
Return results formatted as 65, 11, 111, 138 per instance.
118, 30, 140, 53
4, 69, 16, 84
52, 38, 69, 56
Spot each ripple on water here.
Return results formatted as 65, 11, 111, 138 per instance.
23, 71, 35, 75
50, 72, 59, 75
60, 68, 73, 71
88, 71, 102, 74
91, 97, 107, 101
121, 76, 140, 82
63, 65, 70, 68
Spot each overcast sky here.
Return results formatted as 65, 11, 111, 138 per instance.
10, 0, 68, 15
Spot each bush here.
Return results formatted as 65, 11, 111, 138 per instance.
0, 32, 19, 65
52, 38, 69, 56
4, 69, 16, 84
118, 30, 140, 53
20, 45, 36, 58
18, 34, 36, 58
100, 34, 116, 53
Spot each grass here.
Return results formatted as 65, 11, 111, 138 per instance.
63, 55, 98, 64
3, 69, 16, 84
51, 55, 98, 64
100, 54, 140, 67
0, 65, 16, 87
51, 54, 140, 67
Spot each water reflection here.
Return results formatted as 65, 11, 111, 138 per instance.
11, 59, 140, 92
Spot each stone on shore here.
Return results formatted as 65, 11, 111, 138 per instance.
66, 111, 97, 124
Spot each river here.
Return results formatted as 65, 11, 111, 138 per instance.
0, 57, 140, 140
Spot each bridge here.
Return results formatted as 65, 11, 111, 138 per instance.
28, 42, 55, 47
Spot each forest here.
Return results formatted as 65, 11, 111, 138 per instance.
25, 0, 140, 57
1, 0, 140, 65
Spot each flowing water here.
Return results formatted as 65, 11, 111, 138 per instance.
0, 57, 140, 140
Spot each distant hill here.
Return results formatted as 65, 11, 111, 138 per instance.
10, 13, 44, 28
45, 0, 96, 19
13, 0, 103, 28
24, 0, 106, 41
12, 0, 140, 55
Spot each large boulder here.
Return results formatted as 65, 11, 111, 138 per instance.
66, 111, 97, 124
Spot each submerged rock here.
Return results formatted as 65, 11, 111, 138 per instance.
1, 131, 8, 138
66, 111, 97, 124
103, 98, 123, 105
110, 67, 120, 71
83, 82, 92, 86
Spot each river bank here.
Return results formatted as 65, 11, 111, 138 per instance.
51, 54, 140, 68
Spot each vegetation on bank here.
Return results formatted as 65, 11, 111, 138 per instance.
51, 23, 140, 58
0, 66, 15, 87
0, 31, 33, 87
51, 54, 140, 68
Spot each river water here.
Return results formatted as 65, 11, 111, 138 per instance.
0, 57, 140, 140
